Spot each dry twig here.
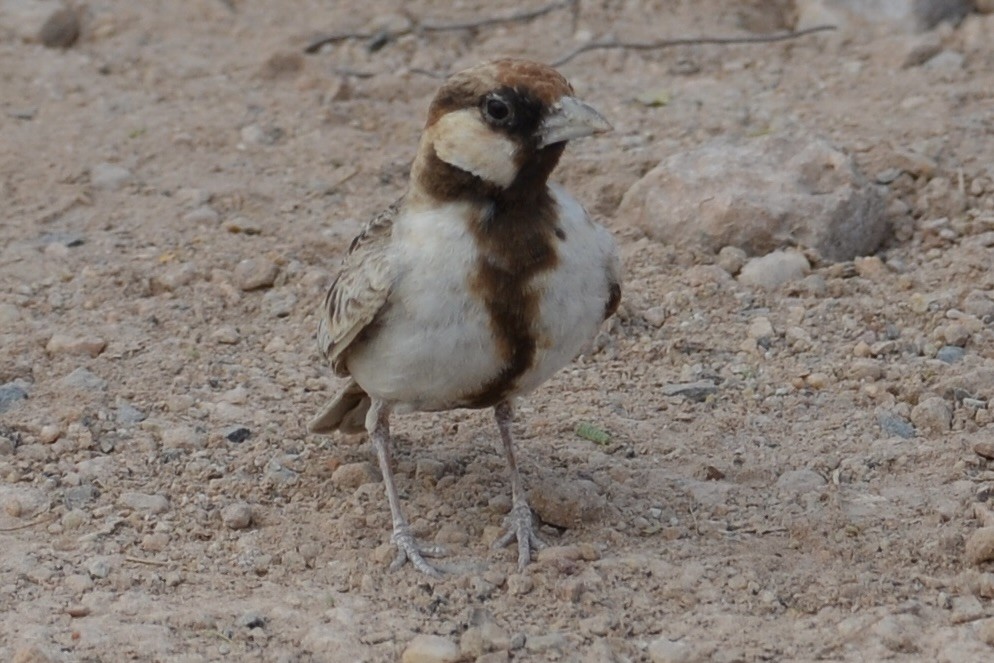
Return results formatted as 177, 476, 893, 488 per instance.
0, 515, 55, 532
551, 25, 836, 66
304, 0, 576, 54
125, 555, 172, 567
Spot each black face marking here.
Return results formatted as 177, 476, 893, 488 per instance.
479, 86, 544, 143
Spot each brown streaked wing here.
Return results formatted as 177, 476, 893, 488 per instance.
317, 202, 399, 375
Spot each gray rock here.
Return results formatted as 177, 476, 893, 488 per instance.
261, 289, 297, 317
64, 484, 98, 510
0, 382, 28, 413
619, 135, 887, 262
223, 425, 251, 443
797, 0, 971, 32
876, 410, 917, 439
116, 403, 147, 424
661, 380, 718, 402
87, 557, 112, 579
936, 345, 966, 364
90, 163, 134, 191
61, 368, 107, 391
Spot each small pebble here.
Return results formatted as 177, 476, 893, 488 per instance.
401, 634, 460, 663
876, 411, 916, 439
332, 462, 380, 489
746, 317, 774, 343
211, 326, 240, 344
237, 611, 266, 629
0, 382, 28, 413
182, 205, 220, 225
87, 558, 111, 579
737, 250, 810, 290
935, 345, 965, 364
648, 637, 692, 663
39, 6, 80, 48
141, 532, 170, 552
234, 258, 279, 291
118, 491, 170, 514
261, 289, 297, 317
38, 424, 62, 444
910, 397, 951, 435
46, 334, 107, 358
524, 632, 568, 653
965, 527, 994, 565
222, 502, 253, 530
643, 306, 668, 327
224, 426, 251, 443
661, 380, 717, 402
530, 478, 605, 528
11, 644, 55, 663
90, 163, 134, 191
717, 245, 747, 275
507, 574, 533, 596
61, 368, 106, 391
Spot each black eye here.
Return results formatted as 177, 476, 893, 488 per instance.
483, 95, 512, 125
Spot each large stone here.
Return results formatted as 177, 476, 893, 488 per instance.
796, 0, 971, 32
618, 135, 887, 262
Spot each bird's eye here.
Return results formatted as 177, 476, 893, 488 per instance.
483, 95, 512, 125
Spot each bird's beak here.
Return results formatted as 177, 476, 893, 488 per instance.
536, 96, 612, 148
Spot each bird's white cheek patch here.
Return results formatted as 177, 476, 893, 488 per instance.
431, 109, 519, 189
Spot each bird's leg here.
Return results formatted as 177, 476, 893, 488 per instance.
492, 400, 546, 569
366, 399, 445, 577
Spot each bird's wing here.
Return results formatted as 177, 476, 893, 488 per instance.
318, 202, 399, 375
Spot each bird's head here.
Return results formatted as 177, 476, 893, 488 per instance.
412, 59, 611, 201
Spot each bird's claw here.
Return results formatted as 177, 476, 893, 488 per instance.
494, 502, 546, 570
390, 525, 446, 577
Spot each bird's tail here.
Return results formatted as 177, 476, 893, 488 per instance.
308, 379, 371, 435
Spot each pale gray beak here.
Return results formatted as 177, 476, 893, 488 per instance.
536, 96, 612, 148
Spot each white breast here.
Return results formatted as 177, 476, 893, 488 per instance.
345, 201, 502, 410
345, 188, 618, 411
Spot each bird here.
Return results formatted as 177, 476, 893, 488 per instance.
309, 59, 621, 577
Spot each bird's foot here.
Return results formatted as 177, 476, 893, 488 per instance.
389, 525, 446, 577
494, 501, 546, 570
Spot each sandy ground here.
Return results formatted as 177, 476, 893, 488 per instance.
3, 1, 994, 661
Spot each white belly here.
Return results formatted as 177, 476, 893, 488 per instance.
346, 187, 617, 410
345, 201, 502, 409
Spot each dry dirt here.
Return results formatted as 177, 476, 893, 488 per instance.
3, 1, 994, 661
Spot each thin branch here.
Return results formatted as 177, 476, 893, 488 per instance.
0, 515, 54, 532
125, 555, 171, 567
551, 25, 837, 67
304, 0, 576, 54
